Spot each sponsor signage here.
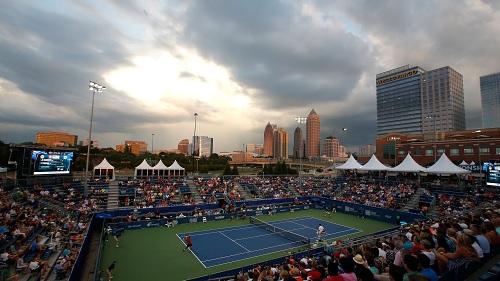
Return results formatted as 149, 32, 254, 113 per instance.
376, 69, 419, 86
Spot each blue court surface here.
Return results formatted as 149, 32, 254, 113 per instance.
176, 216, 359, 267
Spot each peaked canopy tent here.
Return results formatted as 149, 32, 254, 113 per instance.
135, 159, 153, 179
153, 160, 169, 178
335, 155, 363, 170
391, 154, 427, 173
426, 153, 470, 174
359, 154, 390, 171
459, 160, 468, 166
167, 160, 185, 177
93, 158, 115, 180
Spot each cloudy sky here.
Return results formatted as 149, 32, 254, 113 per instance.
1, 0, 499, 152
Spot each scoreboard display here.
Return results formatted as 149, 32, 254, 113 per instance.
32, 150, 74, 175
485, 162, 500, 187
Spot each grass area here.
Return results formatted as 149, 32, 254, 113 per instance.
99, 209, 394, 281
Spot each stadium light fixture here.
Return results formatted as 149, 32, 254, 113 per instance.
84, 81, 106, 198
295, 116, 307, 182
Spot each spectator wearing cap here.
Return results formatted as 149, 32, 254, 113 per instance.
353, 254, 374, 281
394, 241, 412, 267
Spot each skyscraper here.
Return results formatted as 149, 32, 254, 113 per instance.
376, 65, 465, 135
323, 136, 339, 159
376, 65, 425, 135
263, 122, 276, 157
193, 136, 213, 157
421, 66, 465, 133
273, 128, 289, 159
306, 109, 320, 158
480, 72, 500, 128
177, 139, 189, 155
293, 127, 304, 159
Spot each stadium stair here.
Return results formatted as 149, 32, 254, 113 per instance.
106, 182, 119, 210
402, 187, 426, 211
234, 182, 250, 200
186, 179, 204, 203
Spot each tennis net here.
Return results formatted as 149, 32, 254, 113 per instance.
249, 217, 310, 245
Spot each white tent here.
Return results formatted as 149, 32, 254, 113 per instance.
336, 155, 363, 170
359, 154, 390, 171
153, 160, 169, 178
167, 160, 185, 177
459, 160, 468, 166
426, 153, 470, 174
391, 154, 427, 173
469, 161, 476, 165
93, 158, 115, 180
135, 159, 153, 179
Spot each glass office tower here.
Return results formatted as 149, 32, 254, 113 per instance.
376, 65, 426, 135
480, 72, 500, 128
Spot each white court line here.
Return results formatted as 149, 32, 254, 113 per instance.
218, 231, 251, 252
175, 233, 207, 269
202, 239, 301, 262
300, 216, 361, 232
201, 227, 360, 264
234, 227, 309, 241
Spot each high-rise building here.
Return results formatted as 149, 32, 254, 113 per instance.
293, 127, 304, 159
480, 72, 500, 128
421, 66, 465, 134
193, 136, 213, 157
323, 136, 339, 159
263, 122, 276, 157
177, 139, 189, 155
35, 131, 78, 147
306, 109, 321, 158
376, 65, 425, 135
116, 140, 147, 155
246, 144, 263, 155
79, 139, 99, 148
358, 144, 376, 157
273, 128, 289, 159
377, 65, 465, 135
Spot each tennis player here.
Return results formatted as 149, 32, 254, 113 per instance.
183, 234, 193, 252
317, 224, 326, 241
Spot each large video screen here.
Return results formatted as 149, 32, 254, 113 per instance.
32, 150, 74, 175
485, 162, 500, 187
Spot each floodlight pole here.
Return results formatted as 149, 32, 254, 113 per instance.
85, 81, 105, 197
295, 117, 307, 184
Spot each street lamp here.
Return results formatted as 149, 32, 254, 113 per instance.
193, 113, 198, 174
295, 117, 307, 182
151, 133, 155, 154
474, 130, 482, 185
335, 128, 348, 173
85, 81, 106, 197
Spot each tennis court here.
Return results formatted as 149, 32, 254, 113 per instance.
177, 216, 359, 267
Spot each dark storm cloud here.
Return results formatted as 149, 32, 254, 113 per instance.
0, 2, 129, 105
179, 0, 375, 109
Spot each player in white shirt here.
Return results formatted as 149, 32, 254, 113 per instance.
317, 224, 326, 241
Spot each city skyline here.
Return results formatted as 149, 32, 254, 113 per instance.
1, 1, 499, 152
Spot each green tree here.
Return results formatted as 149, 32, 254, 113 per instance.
231, 165, 239, 175
223, 164, 232, 175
